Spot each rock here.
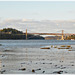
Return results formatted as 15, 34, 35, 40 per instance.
49, 63, 52, 64
54, 46, 57, 48
42, 59, 45, 60
70, 62, 74, 63
58, 47, 71, 49
19, 68, 26, 71
61, 67, 66, 69
61, 65, 63, 67
2, 55, 5, 57
32, 68, 41, 72
71, 47, 72, 49
0, 70, 6, 74
67, 45, 71, 47
65, 71, 67, 73
32, 69, 35, 72
66, 47, 70, 49
0, 44, 2, 46
68, 50, 71, 51
61, 45, 66, 47
3, 65, 5, 67
4, 50, 13, 52
42, 71, 45, 73
68, 50, 75, 51
72, 65, 74, 66
57, 71, 63, 74
53, 70, 63, 74
55, 65, 57, 67
40, 47, 50, 49
57, 67, 60, 68
60, 61, 63, 62
51, 45, 53, 48
58, 48, 61, 49
21, 63, 25, 64
37, 68, 41, 70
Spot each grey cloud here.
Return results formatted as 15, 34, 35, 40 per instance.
0, 19, 75, 33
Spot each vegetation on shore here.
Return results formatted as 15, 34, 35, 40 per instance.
65, 35, 75, 40
0, 28, 23, 34
0, 28, 44, 40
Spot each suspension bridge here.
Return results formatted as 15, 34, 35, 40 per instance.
25, 29, 75, 40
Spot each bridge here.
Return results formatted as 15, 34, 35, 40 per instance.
25, 29, 75, 40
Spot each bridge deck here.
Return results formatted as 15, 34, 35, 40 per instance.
26, 33, 75, 35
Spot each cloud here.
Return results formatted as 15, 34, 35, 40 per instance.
0, 19, 75, 33
68, 10, 75, 14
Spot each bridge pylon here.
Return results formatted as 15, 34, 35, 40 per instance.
26, 29, 27, 40
61, 30, 64, 40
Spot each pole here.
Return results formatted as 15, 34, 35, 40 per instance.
26, 29, 27, 40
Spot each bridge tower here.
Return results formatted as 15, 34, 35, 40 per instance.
26, 29, 27, 40
61, 30, 64, 40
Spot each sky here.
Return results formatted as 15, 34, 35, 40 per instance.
0, 1, 75, 33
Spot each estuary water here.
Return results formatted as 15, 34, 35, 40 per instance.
0, 40, 75, 48
0, 40, 75, 74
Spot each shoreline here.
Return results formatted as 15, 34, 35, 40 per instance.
0, 44, 75, 74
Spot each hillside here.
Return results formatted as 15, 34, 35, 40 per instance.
0, 28, 23, 34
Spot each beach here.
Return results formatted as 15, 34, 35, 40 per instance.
0, 40, 75, 74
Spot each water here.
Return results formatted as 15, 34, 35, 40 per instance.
0, 40, 75, 48
0, 40, 75, 74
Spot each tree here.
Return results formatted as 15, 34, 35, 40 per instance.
1, 28, 23, 34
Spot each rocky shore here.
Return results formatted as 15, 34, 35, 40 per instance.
0, 45, 75, 74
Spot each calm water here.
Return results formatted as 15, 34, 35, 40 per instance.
0, 40, 75, 48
